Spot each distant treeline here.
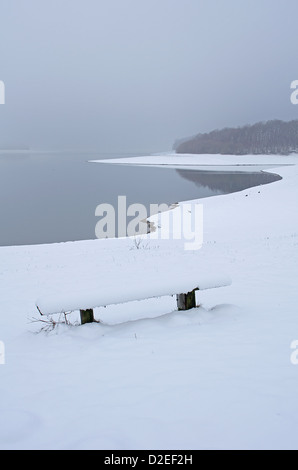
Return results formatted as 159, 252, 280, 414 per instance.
175, 120, 298, 155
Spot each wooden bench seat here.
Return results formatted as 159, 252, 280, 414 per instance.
36, 273, 232, 324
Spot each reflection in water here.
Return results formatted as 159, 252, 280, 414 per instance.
176, 169, 282, 195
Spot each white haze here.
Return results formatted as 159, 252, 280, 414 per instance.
0, 0, 298, 152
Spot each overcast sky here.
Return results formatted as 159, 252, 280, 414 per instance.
1, 0, 298, 153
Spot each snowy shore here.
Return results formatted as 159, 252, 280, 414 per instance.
1, 153, 298, 450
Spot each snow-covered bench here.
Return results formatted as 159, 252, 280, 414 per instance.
36, 272, 232, 325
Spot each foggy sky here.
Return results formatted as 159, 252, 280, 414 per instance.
1, 0, 298, 153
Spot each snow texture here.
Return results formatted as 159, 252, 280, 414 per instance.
0, 153, 298, 450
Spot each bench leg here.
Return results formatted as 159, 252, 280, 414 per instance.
80, 308, 94, 325
177, 290, 196, 310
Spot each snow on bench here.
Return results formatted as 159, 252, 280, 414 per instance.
36, 270, 232, 325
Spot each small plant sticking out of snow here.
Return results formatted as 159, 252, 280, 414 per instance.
30, 311, 102, 334
29, 312, 77, 334
130, 236, 149, 250
129, 236, 160, 251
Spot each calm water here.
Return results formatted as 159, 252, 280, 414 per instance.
0, 151, 281, 246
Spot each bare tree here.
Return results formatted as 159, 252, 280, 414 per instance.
176, 120, 298, 155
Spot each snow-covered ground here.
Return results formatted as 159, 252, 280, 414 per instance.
1, 153, 298, 450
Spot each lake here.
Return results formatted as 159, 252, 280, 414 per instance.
0, 151, 281, 246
